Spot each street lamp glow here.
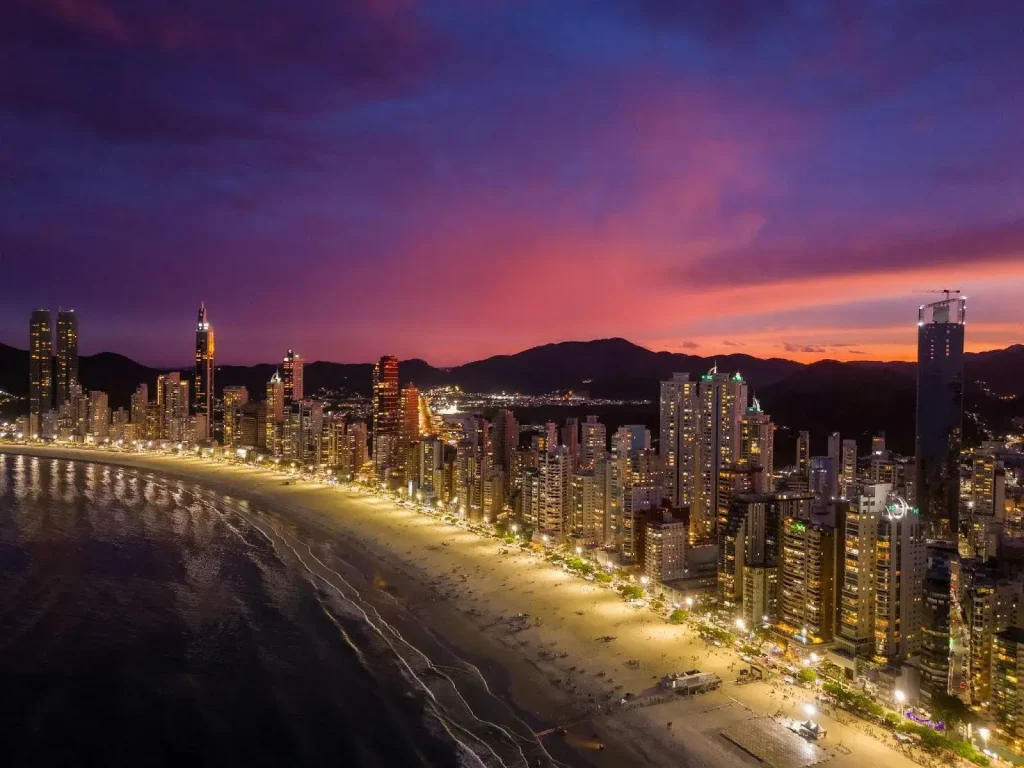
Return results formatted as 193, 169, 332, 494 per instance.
809, 652, 819, 663
640, 575, 649, 586
894, 690, 906, 705
684, 597, 694, 608
979, 727, 990, 742
575, 546, 582, 555
735, 618, 746, 631
803, 703, 816, 718
510, 523, 518, 533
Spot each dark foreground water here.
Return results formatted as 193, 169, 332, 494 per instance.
0, 454, 553, 768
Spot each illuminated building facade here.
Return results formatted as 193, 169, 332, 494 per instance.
992, 627, 1024, 741
697, 369, 747, 542
579, 415, 606, 470
193, 303, 214, 441
265, 371, 284, 453
222, 385, 249, 448
874, 497, 925, 663
56, 309, 78, 410
29, 309, 53, 437
645, 511, 689, 583
794, 430, 811, 493
372, 355, 400, 480
283, 349, 303, 403
739, 399, 774, 494
835, 484, 885, 658
569, 469, 603, 544
87, 390, 109, 440
660, 373, 699, 508
778, 515, 836, 644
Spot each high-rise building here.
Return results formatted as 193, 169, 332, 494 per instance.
161, 372, 189, 442
265, 371, 284, 453
130, 384, 148, 438
872, 433, 886, 456
992, 627, 1024, 740
347, 421, 369, 476
29, 309, 53, 437
223, 386, 249, 448
645, 511, 689, 584
874, 495, 925, 663
399, 384, 421, 480
916, 293, 966, 540
569, 469, 604, 544
527, 447, 570, 540
419, 436, 445, 499
778, 515, 836, 645
697, 368, 747, 541
372, 356, 400, 480
660, 373, 700, 508
835, 484, 887, 659
740, 398, 774, 494
561, 418, 579, 466
87, 390, 109, 440
579, 415, 607, 470
969, 455, 1006, 560
920, 542, 956, 703
839, 439, 857, 498
810, 455, 837, 499
283, 349, 303, 403
55, 309, 78, 410
963, 565, 1016, 709
794, 430, 811, 492
193, 303, 214, 441
492, 409, 518, 473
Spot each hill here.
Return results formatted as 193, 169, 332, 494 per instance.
1, 340, 1022, 452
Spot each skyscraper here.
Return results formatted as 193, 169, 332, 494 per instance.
660, 373, 699, 508
193, 303, 214, 441
840, 438, 857, 498
55, 309, 78, 410
492, 409, 518, 473
265, 371, 284, 454
697, 368, 747, 541
579, 415, 606, 470
740, 397, 774, 493
794, 430, 811, 492
916, 293, 966, 540
223, 385, 249, 448
372, 355, 400, 480
399, 383, 421, 481
283, 349, 303, 403
29, 309, 53, 437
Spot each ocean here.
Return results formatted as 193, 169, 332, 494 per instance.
0, 453, 557, 768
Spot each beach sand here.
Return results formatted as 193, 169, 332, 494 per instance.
1, 445, 927, 768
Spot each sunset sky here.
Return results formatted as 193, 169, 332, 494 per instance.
2, 1, 1022, 366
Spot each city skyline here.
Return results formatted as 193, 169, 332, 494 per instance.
3, 3, 1024, 365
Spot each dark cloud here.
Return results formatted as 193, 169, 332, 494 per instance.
680, 220, 1024, 290
721, 340, 745, 347
0, 0, 443, 143
782, 343, 827, 354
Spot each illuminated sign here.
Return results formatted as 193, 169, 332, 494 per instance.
885, 495, 912, 520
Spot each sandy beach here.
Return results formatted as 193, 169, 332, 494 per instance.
1, 445, 930, 768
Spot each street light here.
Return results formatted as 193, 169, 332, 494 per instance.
735, 618, 746, 632
685, 597, 694, 608
978, 727, 990, 745
640, 575, 649, 586
511, 523, 518, 533
575, 546, 583, 556
803, 703, 816, 719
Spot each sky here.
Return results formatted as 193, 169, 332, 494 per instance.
2, 0, 1023, 366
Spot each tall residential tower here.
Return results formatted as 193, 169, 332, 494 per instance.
915, 293, 966, 540
193, 303, 214, 441
28, 309, 53, 437
55, 309, 79, 409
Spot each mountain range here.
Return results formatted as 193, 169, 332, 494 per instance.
2, 338, 1021, 460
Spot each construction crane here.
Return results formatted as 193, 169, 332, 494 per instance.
913, 289, 961, 298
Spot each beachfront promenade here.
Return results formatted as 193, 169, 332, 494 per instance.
0, 443, 931, 768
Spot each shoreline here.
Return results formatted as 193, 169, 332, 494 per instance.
1, 445, 926, 768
